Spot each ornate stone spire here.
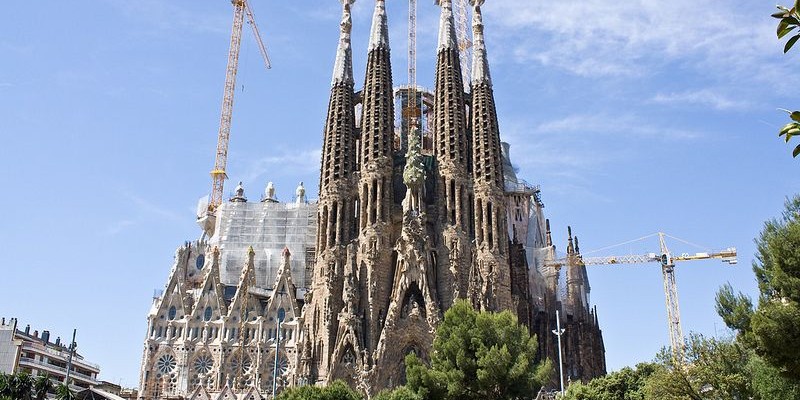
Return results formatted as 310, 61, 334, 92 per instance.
471, 1, 491, 85
434, 0, 471, 310
368, 0, 389, 52
437, 0, 458, 51
319, 0, 357, 200
332, 0, 354, 86
360, 0, 395, 181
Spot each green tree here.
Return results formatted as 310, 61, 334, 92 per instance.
275, 380, 362, 400
644, 335, 753, 400
404, 300, 551, 400
562, 363, 658, 400
373, 386, 424, 400
54, 383, 75, 400
0, 373, 55, 400
716, 195, 800, 379
31, 374, 53, 400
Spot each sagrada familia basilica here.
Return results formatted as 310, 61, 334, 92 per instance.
137, 0, 605, 398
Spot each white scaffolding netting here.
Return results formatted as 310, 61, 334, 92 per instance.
209, 200, 317, 297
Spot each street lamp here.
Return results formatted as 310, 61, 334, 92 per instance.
271, 307, 286, 398
64, 329, 77, 386
551, 310, 565, 395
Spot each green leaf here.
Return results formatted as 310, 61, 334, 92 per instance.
785, 34, 800, 52
791, 111, 800, 122
780, 122, 796, 136
774, 10, 790, 18
796, 1, 800, 13
778, 20, 790, 37
779, 24, 796, 39
793, 144, 800, 157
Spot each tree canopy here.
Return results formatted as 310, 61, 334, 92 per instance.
562, 363, 657, 400
404, 300, 551, 400
275, 380, 361, 400
716, 195, 800, 379
0, 373, 56, 400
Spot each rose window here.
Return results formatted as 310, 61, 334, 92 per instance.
156, 354, 176, 375
194, 354, 214, 374
229, 354, 252, 374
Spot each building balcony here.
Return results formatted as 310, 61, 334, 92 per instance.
18, 356, 98, 384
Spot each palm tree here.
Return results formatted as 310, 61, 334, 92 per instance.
55, 383, 75, 400
0, 373, 12, 400
10, 373, 34, 400
32, 374, 53, 400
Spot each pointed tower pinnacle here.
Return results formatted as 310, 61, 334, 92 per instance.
567, 226, 575, 255
368, 0, 389, 52
332, 0, 355, 86
437, 0, 458, 52
471, 0, 491, 85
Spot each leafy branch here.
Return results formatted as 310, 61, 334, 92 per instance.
778, 109, 800, 157
773, 2, 800, 53
773, 3, 800, 157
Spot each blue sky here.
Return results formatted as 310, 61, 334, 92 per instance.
2, 0, 799, 388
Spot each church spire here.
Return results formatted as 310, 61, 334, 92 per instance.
331, 0, 354, 86
434, 0, 472, 309
368, 0, 389, 52
358, 0, 396, 353
471, 0, 491, 85
437, 0, 458, 51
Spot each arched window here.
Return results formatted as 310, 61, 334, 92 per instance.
203, 306, 213, 322
196, 254, 205, 270
168, 306, 177, 320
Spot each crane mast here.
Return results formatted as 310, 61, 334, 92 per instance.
548, 232, 737, 363
208, 0, 271, 215
405, 0, 419, 133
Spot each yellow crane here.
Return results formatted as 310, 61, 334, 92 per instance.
548, 232, 737, 362
204, 0, 271, 229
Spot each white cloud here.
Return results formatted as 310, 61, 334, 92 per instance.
651, 89, 749, 111
533, 113, 701, 140
106, 0, 229, 35
482, 0, 784, 85
243, 148, 322, 183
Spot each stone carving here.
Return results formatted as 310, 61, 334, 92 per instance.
402, 127, 425, 214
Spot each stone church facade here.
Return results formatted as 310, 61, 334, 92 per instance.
137, 1, 604, 398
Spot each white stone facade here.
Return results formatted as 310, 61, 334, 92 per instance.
138, 191, 315, 400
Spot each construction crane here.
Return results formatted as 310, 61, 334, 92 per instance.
454, 0, 472, 92
208, 0, 271, 215
404, 0, 420, 134
547, 232, 737, 363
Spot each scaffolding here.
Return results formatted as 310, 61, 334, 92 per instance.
209, 199, 317, 296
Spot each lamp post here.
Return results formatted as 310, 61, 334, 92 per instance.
272, 307, 286, 398
551, 310, 565, 395
63, 329, 77, 386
